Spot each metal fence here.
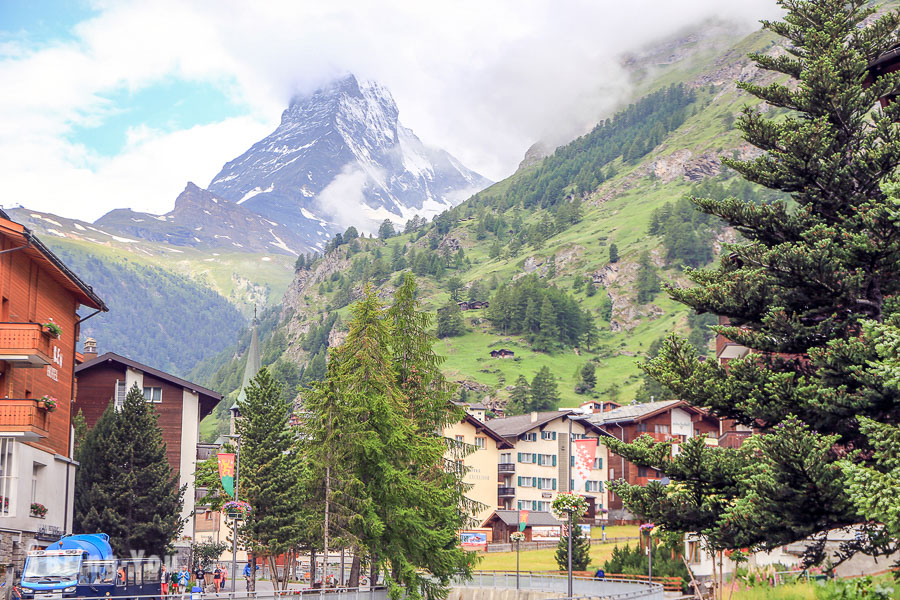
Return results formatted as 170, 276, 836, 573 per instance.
11, 588, 389, 600
456, 571, 664, 600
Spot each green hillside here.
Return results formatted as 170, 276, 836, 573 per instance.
193, 21, 789, 438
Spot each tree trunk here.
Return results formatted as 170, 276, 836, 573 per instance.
310, 548, 317, 588
349, 551, 361, 588
370, 553, 379, 586
249, 552, 256, 592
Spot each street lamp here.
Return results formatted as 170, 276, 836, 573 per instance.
510, 531, 525, 589
224, 434, 241, 593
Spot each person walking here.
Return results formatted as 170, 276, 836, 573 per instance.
213, 565, 221, 593
170, 568, 179, 595
178, 567, 190, 596
194, 565, 206, 591
220, 565, 227, 590
160, 565, 169, 597
243, 563, 251, 591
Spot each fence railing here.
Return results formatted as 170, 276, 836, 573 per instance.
485, 536, 637, 552
456, 571, 664, 600
9, 588, 388, 600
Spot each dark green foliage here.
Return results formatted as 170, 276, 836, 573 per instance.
378, 219, 396, 240
634, 337, 678, 403
602, 544, 690, 592
447, 276, 464, 301
530, 366, 560, 411
575, 362, 596, 394
634, 252, 660, 303
236, 368, 304, 586
74, 384, 184, 557
436, 302, 466, 338
54, 246, 245, 377
487, 275, 595, 349
609, 0, 900, 565
608, 243, 619, 264
501, 84, 696, 209
507, 375, 531, 415
686, 311, 717, 354
555, 523, 591, 571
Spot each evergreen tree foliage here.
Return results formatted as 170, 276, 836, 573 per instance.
507, 374, 531, 415
608, 243, 619, 264
530, 366, 560, 411
301, 285, 475, 599
74, 384, 184, 558
436, 303, 466, 338
606, 0, 900, 565
487, 275, 594, 348
602, 543, 690, 592
555, 524, 591, 571
236, 367, 305, 590
378, 219, 396, 240
575, 362, 597, 395
634, 251, 660, 303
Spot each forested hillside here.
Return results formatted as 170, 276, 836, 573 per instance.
57, 244, 246, 376
189, 22, 795, 441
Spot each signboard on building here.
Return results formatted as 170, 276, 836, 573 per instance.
460, 531, 488, 548
531, 526, 561, 541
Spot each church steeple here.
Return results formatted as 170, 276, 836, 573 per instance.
230, 309, 261, 433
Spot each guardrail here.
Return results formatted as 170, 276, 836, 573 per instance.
485, 537, 637, 552
15, 588, 388, 600
455, 571, 664, 600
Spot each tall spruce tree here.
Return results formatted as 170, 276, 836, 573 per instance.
555, 524, 591, 571
74, 384, 183, 558
604, 0, 900, 565
530, 366, 560, 411
303, 286, 475, 599
236, 368, 304, 590
508, 374, 531, 414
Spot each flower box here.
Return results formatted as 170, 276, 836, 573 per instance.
30, 503, 47, 518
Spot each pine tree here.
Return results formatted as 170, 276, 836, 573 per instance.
608, 243, 619, 263
236, 368, 303, 590
303, 287, 475, 598
606, 0, 900, 565
555, 523, 591, 571
74, 384, 184, 558
634, 251, 660, 303
534, 296, 559, 352
575, 362, 596, 394
530, 366, 560, 411
507, 375, 531, 414
436, 302, 466, 338
378, 219, 395, 240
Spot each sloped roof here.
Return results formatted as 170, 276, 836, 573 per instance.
588, 400, 704, 425
463, 414, 513, 449
482, 510, 562, 528
486, 410, 574, 437
0, 210, 106, 311
487, 410, 615, 439
76, 352, 222, 401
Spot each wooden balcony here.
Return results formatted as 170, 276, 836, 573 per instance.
639, 431, 685, 443
0, 399, 50, 439
0, 323, 53, 367
498, 463, 515, 474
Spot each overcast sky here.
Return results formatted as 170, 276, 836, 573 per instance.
0, 1, 780, 222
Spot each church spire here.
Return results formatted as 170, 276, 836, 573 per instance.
230, 308, 261, 428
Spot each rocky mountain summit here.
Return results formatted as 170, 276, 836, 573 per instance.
207, 74, 491, 243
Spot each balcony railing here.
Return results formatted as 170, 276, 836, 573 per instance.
497, 487, 516, 498
498, 463, 515, 474
639, 431, 685, 443
0, 399, 50, 439
0, 323, 53, 367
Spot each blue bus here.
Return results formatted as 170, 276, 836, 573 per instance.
19, 534, 163, 599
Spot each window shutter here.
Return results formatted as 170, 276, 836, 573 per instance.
552, 479, 557, 490
570, 455, 574, 467
552, 455, 557, 467
553, 432, 557, 440
532, 453, 537, 464
518, 476, 522, 486
536, 479, 541, 490
518, 452, 522, 463
597, 458, 603, 469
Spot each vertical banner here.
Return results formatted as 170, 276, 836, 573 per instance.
572, 438, 598, 492
218, 453, 235, 498
518, 509, 529, 532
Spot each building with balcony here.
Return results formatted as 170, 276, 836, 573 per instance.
486, 411, 612, 518
588, 400, 720, 517
74, 349, 222, 532
0, 210, 107, 566
443, 411, 512, 525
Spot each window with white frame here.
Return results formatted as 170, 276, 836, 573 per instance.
518, 452, 535, 464
535, 477, 556, 490
518, 477, 533, 488
475, 437, 486, 449
114, 380, 127, 410
500, 453, 513, 464
143, 386, 162, 403
0, 439, 15, 517
593, 457, 603, 469
541, 430, 557, 440
455, 435, 464, 443
585, 480, 603, 492
520, 432, 537, 442
536, 453, 556, 466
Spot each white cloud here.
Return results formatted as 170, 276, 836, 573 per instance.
0, 0, 781, 222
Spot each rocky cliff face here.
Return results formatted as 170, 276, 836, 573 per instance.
93, 183, 308, 254
207, 74, 491, 246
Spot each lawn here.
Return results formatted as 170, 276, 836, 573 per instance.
473, 526, 639, 573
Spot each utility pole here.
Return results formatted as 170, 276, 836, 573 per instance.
567, 510, 573, 598
226, 435, 241, 593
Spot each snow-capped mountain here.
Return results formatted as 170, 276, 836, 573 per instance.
207, 74, 491, 244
